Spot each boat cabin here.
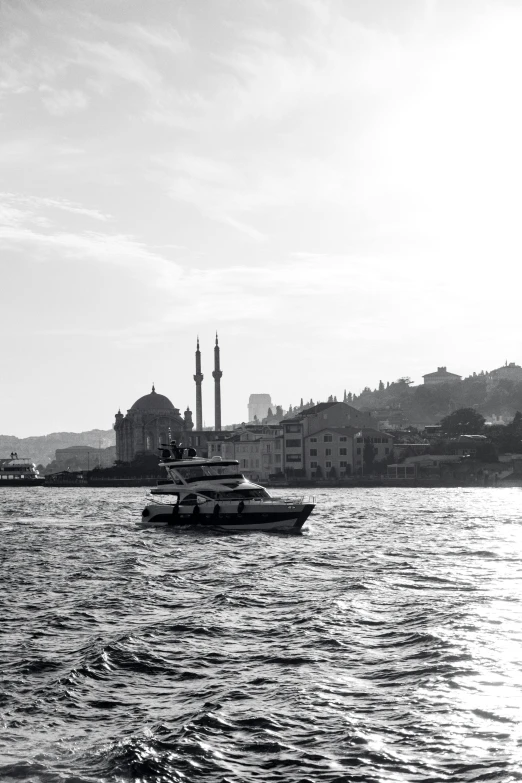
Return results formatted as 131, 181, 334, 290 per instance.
0, 458, 40, 480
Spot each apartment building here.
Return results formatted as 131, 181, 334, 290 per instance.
304, 427, 393, 479
306, 427, 353, 478
282, 401, 379, 475
209, 424, 283, 482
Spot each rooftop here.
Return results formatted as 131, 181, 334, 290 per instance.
423, 367, 461, 378
299, 402, 338, 416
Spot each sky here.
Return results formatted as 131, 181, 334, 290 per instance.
1, 0, 522, 437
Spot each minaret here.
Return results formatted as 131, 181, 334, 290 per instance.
212, 332, 223, 431
194, 337, 203, 430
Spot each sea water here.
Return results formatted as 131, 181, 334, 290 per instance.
1, 486, 522, 782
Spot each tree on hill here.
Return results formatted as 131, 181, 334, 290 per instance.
440, 408, 485, 435
413, 384, 453, 417
488, 421, 522, 453
510, 411, 522, 434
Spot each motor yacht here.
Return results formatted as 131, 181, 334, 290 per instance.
141, 445, 314, 532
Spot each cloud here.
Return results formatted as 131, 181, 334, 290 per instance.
157, 152, 269, 240
150, 2, 402, 132
0, 222, 178, 278
0, 203, 29, 227
110, 22, 188, 54
0, 193, 111, 222
39, 86, 89, 115
0, 191, 178, 282
73, 39, 164, 96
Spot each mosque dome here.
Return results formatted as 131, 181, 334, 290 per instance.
130, 385, 175, 413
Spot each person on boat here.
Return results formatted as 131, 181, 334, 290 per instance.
169, 440, 184, 459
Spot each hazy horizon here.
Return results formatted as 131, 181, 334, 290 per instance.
2, 0, 521, 438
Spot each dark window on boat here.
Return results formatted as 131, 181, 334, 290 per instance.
179, 493, 199, 504
232, 489, 269, 499
175, 466, 206, 479
175, 465, 239, 480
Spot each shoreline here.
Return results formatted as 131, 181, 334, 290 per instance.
36, 477, 522, 488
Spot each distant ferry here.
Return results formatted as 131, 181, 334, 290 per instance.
0, 456, 45, 486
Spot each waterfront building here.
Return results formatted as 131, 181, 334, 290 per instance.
114, 385, 187, 462
304, 426, 393, 479
282, 401, 378, 475
114, 335, 227, 463
305, 427, 354, 478
209, 424, 283, 482
423, 367, 462, 385
114, 386, 228, 462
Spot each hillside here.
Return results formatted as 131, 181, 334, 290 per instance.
351, 376, 522, 428
0, 429, 116, 467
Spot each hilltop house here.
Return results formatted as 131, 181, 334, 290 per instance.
423, 367, 462, 385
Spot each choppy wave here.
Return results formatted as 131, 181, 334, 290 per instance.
1, 486, 522, 782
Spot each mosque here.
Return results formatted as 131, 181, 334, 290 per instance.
114, 335, 225, 462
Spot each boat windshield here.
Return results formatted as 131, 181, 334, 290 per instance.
174, 465, 240, 480
199, 488, 270, 500
231, 488, 270, 499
